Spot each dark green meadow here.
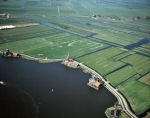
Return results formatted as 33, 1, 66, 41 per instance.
0, 0, 150, 116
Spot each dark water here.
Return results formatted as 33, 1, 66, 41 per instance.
0, 83, 37, 118
0, 57, 117, 118
124, 38, 150, 50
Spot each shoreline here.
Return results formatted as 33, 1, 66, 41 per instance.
0, 52, 138, 118
21, 54, 63, 63
0, 82, 38, 118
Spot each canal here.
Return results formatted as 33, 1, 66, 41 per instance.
0, 57, 117, 118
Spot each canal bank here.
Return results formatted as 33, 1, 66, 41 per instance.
0, 56, 117, 118
78, 63, 138, 118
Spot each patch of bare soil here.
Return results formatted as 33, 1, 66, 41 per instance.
15, 23, 39, 28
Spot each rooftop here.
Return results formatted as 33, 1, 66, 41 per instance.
93, 81, 101, 87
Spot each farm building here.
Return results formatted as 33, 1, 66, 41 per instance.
87, 74, 102, 90
0, 25, 15, 30
1, 49, 21, 57
62, 54, 79, 68
110, 109, 121, 117
68, 61, 79, 68
0, 13, 10, 18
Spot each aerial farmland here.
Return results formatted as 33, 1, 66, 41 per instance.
0, 0, 150, 117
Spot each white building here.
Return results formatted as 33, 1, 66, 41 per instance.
0, 25, 15, 30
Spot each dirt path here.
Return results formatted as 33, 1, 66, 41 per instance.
21, 54, 63, 63
15, 23, 40, 28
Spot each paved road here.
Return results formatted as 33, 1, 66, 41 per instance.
79, 63, 138, 118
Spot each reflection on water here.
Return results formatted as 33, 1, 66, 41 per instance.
0, 57, 117, 118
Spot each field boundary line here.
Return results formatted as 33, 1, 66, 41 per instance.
78, 62, 138, 118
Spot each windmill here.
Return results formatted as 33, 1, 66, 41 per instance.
64, 53, 69, 63
92, 73, 96, 79
89, 73, 96, 83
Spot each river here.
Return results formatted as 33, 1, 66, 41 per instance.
0, 56, 117, 118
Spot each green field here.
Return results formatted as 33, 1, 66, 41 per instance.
76, 47, 126, 75
121, 54, 150, 75
0, 0, 150, 117
0, 26, 108, 59
138, 72, 150, 85
117, 74, 150, 115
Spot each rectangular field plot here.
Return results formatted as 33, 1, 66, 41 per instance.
0, 7, 27, 17
27, 9, 58, 17
0, 26, 60, 44
105, 66, 137, 86
121, 54, 150, 75
142, 43, 150, 50
117, 74, 150, 115
110, 51, 135, 61
0, 0, 23, 6
37, 0, 51, 6
77, 1, 108, 15
51, 0, 62, 6
76, 47, 126, 76
0, 37, 50, 52
24, 34, 108, 59
94, 28, 143, 46
59, 6, 78, 17
103, 7, 134, 18
138, 72, 150, 85
73, 6, 92, 16
71, 1, 93, 16
62, 2, 71, 6
27, 15, 95, 36
0, 32, 108, 59
24, 1, 39, 6
133, 47, 150, 56
0, 18, 32, 25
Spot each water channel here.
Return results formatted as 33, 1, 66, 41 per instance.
0, 56, 117, 118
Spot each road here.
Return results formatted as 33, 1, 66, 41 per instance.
79, 63, 138, 118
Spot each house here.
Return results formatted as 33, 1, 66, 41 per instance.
68, 61, 79, 68
87, 74, 102, 90
2, 49, 21, 57
0, 13, 10, 18
62, 54, 79, 68
0, 25, 15, 30
68, 61, 79, 67
93, 81, 101, 88
110, 109, 121, 117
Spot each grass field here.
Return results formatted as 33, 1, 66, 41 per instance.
0, 27, 108, 59
76, 47, 126, 75
0, 0, 150, 117
133, 47, 150, 56
105, 65, 137, 86
138, 72, 150, 85
0, 26, 59, 44
117, 74, 150, 115
121, 54, 150, 75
